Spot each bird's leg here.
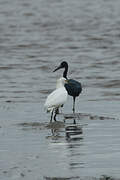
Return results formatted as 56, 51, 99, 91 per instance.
56, 105, 63, 114
73, 97, 76, 114
54, 114, 57, 121
50, 109, 54, 122
56, 108, 59, 114
53, 108, 57, 121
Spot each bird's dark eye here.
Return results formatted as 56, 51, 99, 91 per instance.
61, 61, 66, 67
61, 62, 64, 66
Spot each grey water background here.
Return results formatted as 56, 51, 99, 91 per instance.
0, 0, 120, 179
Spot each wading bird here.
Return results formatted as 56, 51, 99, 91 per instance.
44, 77, 68, 122
53, 61, 82, 113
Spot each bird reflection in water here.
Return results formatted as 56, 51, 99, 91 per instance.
65, 119, 83, 141
46, 117, 83, 141
46, 121, 65, 140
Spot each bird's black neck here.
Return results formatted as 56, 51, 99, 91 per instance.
63, 64, 68, 79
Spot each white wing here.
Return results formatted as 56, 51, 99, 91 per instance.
44, 87, 67, 109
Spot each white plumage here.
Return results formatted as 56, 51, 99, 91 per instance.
45, 87, 67, 111
44, 77, 68, 122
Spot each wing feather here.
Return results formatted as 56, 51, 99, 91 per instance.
44, 87, 67, 109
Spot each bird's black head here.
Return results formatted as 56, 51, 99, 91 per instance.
60, 61, 68, 68
53, 61, 68, 72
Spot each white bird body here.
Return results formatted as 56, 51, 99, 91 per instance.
44, 86, 67, 111
44, 77, 68, 121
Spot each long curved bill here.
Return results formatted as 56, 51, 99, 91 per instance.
53, 65, 62, 72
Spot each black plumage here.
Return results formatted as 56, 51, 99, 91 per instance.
53, 61, 82, 113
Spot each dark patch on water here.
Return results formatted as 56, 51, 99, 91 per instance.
44, 175, 120, 180
94, 80, 120, 89
44, 176, 80, 180
64, 113, 117, 121
40, 89, 53, 95
17, 121, 65, 130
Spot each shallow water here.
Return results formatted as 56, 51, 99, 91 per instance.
0, 0, 120, 179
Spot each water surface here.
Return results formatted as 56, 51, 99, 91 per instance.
0, 0, 120, 179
